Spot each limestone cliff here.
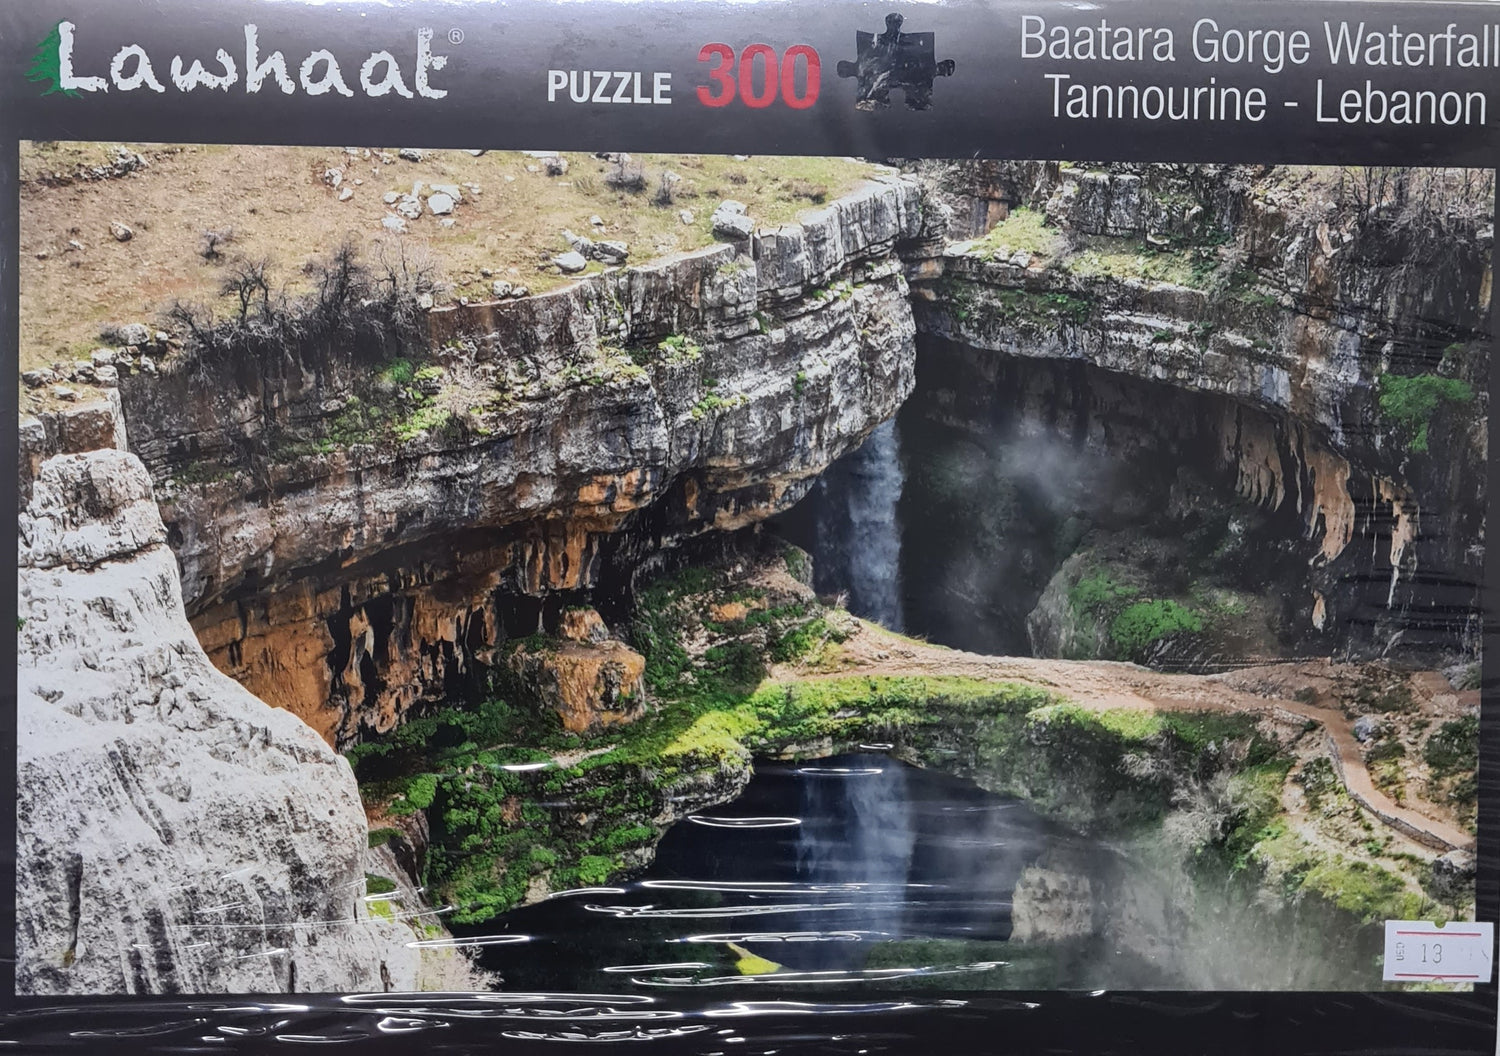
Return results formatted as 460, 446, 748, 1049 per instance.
15, 403, 471, 994
904, 162, 1491, 663
115, 177, 929, 745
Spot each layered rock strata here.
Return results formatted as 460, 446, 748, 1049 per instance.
117, 177, 929, 745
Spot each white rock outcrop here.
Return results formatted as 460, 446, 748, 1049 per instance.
16, 434, 450, 994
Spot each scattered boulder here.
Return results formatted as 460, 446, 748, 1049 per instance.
101, 322, 151, 347
52, 386, 78, 401
395, 196, 423, 219
679, 209, 695, 225
594, 240, 629, 265
1429, 848, 1476, 904
21, 369, 56, 389
90, 348, 116, 368
323, 167, 343, 189
429, 183, 462, 201
397, 148, 425, 162
504, 637, 647, 734
428, 192, 456, 216
559, 607, 612, 644
544, 156, 569, 176
382, 191, 400, 205
1353, 715, 1383, 743
491, 280, 513, 298
554, 251, 588, 274
92, 365, 119, 387
416, 292, 435, 310
381, 216, 408, 233
711, 200, 753, 239
109, 221, 133, 242
589, 215, 605, 228
338, 187, 354, 202
563, 229, 595, 256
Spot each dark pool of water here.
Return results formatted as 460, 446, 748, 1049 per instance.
457, 754, 1166, 992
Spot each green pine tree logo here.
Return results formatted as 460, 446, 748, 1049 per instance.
27, 22, 78, 97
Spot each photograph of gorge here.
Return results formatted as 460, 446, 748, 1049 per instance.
15, 146, 1491, 999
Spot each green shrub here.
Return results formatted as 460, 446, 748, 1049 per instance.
1377, 373, 1474, 454
365, 873, 397, 895
1070, 570, 1137, 618
1424, 715, 1478, 778
404, 772, 439, 810
381, 358, 415, 385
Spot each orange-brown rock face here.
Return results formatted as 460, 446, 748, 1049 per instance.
113, 179, 931, 744
505, 638, 647, 734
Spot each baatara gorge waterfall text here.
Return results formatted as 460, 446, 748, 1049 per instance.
14, 148, 1491, 998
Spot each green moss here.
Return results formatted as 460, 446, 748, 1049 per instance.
394, 401, 453, 442
969, 207, 1061, 259
1377, 373, 1474, 454
1070, 570, 1138, 618
367, 827, 401, 848
1303, 858, 1422, 923
1067, 241, 1199, 287
1109, 599, 1203, 661
365, 873, 397, 895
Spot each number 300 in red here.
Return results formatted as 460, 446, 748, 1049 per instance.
696, 44, 820, 110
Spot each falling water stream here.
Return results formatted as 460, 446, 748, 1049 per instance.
803, 419, 907, 631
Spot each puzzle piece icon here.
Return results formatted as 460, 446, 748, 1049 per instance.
835, 12, 956, 111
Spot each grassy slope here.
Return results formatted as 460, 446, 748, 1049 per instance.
19, 142, 877, 373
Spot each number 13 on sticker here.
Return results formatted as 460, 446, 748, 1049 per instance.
1383, 920, 1494, 982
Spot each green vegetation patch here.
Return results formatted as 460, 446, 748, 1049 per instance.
969, 207, 1061, 260
1377, 373, 1474, 454
1110, 600, 1204, 662
1067, 566, 1205, 663
1067, 240, 1201, 287
1424, 715, 1478, 779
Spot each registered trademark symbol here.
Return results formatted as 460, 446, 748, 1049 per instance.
448, 28, 465, 45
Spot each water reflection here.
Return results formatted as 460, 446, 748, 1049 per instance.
453, 755, 1140, 993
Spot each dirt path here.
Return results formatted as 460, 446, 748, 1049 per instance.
779, 621, 1474, 853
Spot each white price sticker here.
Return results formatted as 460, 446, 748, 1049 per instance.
1383, 920, 1493, 983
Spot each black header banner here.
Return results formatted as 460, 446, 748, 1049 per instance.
0, 0, 1496, 164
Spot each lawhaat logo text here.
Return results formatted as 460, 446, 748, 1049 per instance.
28, 21, 451, 99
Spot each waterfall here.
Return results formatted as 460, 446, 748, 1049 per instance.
813, 419, 907, 631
